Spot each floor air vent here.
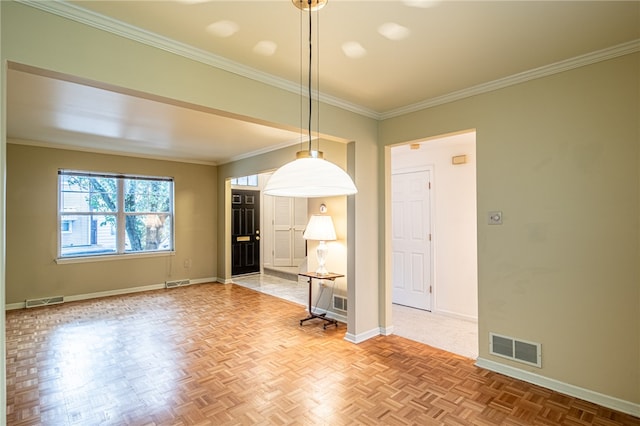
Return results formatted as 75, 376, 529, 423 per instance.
490, 332, 541, 368
166, 279, 190, 289
25, 296, 64, 308
333, 295, 347, 311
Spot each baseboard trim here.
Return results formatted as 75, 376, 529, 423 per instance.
311, 307, 347, 324
6, 301, 27, 310
475, 357, 640, 417
5, 277, 218, 310
380, 325, 394, 336
432, 308, 478, 323
344, 327, 380, 344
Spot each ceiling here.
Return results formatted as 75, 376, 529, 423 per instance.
7, 0, 640, 165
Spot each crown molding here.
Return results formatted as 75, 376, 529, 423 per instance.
17, 0, 380, 119
16, 1, 640, 122
381, 39, 640, 120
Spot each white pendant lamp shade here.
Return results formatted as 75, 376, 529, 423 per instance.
264, 152, 357, 198
263, 0, 358, 199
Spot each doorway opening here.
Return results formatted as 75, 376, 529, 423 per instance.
230, 173, 308, 280
390, 130, 478, 359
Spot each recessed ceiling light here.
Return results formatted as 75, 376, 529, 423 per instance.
254, 41, 277, 56
378, 22, 410, 41
403, 0, 441, 8
341, 41, 367, 59
206, 20, 239, 38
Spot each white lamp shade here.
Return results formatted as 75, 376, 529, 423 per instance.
303, 215, 337, 241
263, 157, 357, 198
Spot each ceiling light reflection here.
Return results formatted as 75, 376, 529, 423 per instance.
206, 20, 239, 38
341, 41, 367, 59
253, 40, 277, 56
403, 0, 442, 8
378, 22, 410, 41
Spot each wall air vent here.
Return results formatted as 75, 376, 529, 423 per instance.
25, 296, 64, 308
165, 279, 190, 289
490, 332, 541, 368
333, 295, 347, 312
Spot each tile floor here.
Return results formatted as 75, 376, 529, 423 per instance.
231, 272, 478, 360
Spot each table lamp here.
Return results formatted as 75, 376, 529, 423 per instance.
303, 214, 337, 275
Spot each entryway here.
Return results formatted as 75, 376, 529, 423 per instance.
231, 189, 261, 276
390, 130, 478, 359
230, 174, 308, 280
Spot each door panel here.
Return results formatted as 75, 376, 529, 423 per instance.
232, 189, 260, 275
272, 196, 307, 267
273, 197, 292, 266
392, 170, 432, 310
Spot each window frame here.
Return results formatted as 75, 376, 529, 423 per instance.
57, 170, 175, 262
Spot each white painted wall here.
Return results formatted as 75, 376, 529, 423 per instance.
391, 132, 477, 320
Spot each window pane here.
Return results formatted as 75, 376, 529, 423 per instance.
59, 171, 174, 259
124, 214, 172, 252
60, 175, 117, 212
60, 214, 117, 257
124, 179, 172, 213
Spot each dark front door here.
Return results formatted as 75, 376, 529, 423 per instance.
231, 189, 260, 276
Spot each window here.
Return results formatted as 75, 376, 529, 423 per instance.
58, 170, 174, 258
60, 220, 72, 233
231, 174, 258, 187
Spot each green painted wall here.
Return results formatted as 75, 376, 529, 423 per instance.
379, 53, 639, 403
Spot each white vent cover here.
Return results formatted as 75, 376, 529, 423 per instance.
166, 279, 190, 289
490, 332, 541, 368
333, 295, 347, 312
25, 296, 64, 308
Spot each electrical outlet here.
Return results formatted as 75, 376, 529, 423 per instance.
184, 259, 192, 268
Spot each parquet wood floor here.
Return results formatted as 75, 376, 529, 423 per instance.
6, 283, 639, 425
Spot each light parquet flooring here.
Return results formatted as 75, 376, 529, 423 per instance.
6, 283, 639, 426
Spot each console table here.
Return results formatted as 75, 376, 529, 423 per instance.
298, 271, 343, 329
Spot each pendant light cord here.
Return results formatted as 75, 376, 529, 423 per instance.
307, 0, 313, 153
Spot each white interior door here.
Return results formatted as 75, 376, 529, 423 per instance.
392, 169, 433, 310
273, 197, 307, 267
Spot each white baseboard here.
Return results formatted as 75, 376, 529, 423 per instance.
6, 301, 28, 310
5, 277, 218, 310
310, 307, 347, 324
476, 357, 640, 417
344, 327, 380, 344
380, 325, 394, 336
433, 308, 478, 322
190, 277, 219, 285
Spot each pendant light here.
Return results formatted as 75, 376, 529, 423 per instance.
263, 0, 357, 198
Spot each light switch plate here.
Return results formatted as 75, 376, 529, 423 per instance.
488, 211, 503, 225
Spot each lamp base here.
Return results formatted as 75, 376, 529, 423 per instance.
316, 240, 329, 275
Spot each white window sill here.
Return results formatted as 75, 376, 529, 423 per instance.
56, 251, 175, 265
